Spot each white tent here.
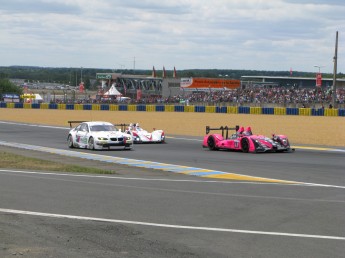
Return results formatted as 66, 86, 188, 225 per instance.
103, 84, 122, 96
34, 94, 43, 101
32, 94, 43, 103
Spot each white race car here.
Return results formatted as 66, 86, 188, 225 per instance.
125, 123, 165, 143
67, 121, 133, 150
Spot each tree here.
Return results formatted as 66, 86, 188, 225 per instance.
0, 78, 23, 95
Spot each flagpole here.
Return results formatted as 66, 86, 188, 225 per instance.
332, 31, 338, 108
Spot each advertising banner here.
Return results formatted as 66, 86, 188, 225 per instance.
96, 73, 112, 79
180, 78, 240, 91
2, 93, 20, 103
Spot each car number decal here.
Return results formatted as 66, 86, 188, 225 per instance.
234, 140, 239, 148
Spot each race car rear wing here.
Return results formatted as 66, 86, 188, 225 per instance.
68, 121, 129, 132
68, 121, 86, 128
113, 123, 130, 132
206, 125, 240, 139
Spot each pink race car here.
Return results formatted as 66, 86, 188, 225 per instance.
202, 125, 294, 153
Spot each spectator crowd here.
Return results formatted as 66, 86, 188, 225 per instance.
52, 86, 345, 108
154, 86, 345, 108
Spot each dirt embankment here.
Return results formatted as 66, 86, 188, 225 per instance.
0, 109, 344, 146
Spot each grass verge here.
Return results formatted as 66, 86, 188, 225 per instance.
0, 151, 116, 174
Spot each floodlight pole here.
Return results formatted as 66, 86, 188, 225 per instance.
313, 65, 323, 73
332, 31, 338, 108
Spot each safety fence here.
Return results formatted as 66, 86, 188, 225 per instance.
1, 102, 344, 117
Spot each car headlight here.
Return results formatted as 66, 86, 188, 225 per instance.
126, 136, 132, 140
98, 137, 108, 140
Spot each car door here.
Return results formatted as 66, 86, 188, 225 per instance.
228, 134, 241, 150
76, 123, 89, 146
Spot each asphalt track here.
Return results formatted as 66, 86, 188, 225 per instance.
0, 121, 344, 257
0, 121, 344, 185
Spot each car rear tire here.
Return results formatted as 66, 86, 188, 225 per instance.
207, 135, 217, 150
88, 137, 95, 150
241, 138, 249, 153
67, 135, 74, 148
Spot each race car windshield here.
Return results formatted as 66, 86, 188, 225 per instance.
90, 125, 116, 132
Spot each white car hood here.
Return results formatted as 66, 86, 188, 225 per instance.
93, 131, 125, 137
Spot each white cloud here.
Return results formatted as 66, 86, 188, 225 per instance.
0, 0, 344, 73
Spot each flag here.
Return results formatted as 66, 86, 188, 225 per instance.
136, 89, 142, 100
316, 73, 322, 87
152, 66, 156, 77
173, 66, 177, 78
79, 82, 85, 93
162, 66, 166, 78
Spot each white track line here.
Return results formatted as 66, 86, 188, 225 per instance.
0, 208, 344, 240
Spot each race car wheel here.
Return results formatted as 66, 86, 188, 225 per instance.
241, 138, 249, 153
207, 135, 217, 151
88, 137, 95, 150
67, 135, 74, 148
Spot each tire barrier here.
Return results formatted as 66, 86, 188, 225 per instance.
84, 104, 93, 110
324, 108, 338, 117
205, 106, 216, 113
227, 106, 238, 114
155, 105, 165, 112
66, 104, 75, 110
274, 107, 286, 115
174, 105, 184, 112
216, 106, 227, 113
100, 104, 110, 111
184, 105, 195, 112
40, 103, 49, 109
286, 108, 299, 115
23, 103, 32, 109
136, 105, 146, 112
119, 105, 127, 111
239, 106, 250, 114
311, 108, 324, 116
0, 102, 344, 116
49, 103, 58, 109
262, 107, 274, 115
195, 106, 206, 113
250, 107, 262, 115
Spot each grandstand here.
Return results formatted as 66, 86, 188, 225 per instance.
241, 75, 345, 88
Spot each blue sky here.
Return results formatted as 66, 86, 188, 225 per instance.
1, 0, 344, 74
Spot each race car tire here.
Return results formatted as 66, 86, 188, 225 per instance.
207, 135, 217, 151
241, 138, 249, 153
67, 135, 74, 148
88, 137, 95, 150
